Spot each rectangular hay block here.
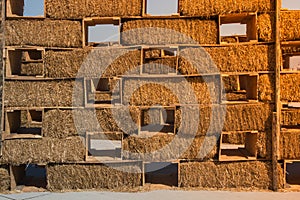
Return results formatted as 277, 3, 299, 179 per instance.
46, 162, 143, 191
5, 19, 82, 48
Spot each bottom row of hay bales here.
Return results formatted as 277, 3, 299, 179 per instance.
179, 161, 284, 190
0, 161, 283, 191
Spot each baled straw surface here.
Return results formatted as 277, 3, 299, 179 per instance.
257, 13, 275, 42
179, 45, 275, 74
47, 163, 142, 191
280, 130, 300, 159
178, 0, 274, 16
281, 73, 300, 102
179, 161, 278, 189
21, 63, 44, 76
123, 76, 221, 106
121, 19, 218, 45
123, 135, 218, 161
281, 11, 300, 41
281, 109, 300, 127
258, 74, 275, 102
43, 109, 78, 138
175, 105, 225, 137
43, 107, 139, 138
1, 137, 85, 165
223, 103, 273, 131
5, 19, 82, 48
4, 80, 83, 107
45, 0, 142, 19
0, 167, 10, 192
44, 48, 141, 78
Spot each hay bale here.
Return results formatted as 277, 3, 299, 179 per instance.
281, 11, 300, 41
144, 58, 177, 74
4, 80, 83, 107
178, 0, 274, 16
43, 109, 78, 138
0, 167, 10, 192
121, 19, 218, 45
43, 107, 139, 138
45, 0, 142, 19
179, 161, 274, 189
280, 130, 300, 159
123, 76, 221, 106
123, 135, 218, 161
1, 137, 85, 165
281, 74, 300, 102
223, 103, 273, 131
5, 19, 82, 48
258, 74, 275, 102
175, 105, 225, 137
179, 45, 275, 74
44, 48, 141, 78
257, 13, 275, 42
20, 63, 44, 76
47, 162, 142, 191
281, 109, 300, 126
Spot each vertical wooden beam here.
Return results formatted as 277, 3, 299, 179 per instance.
273, 0, 281, 191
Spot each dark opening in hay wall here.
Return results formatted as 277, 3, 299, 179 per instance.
10, 164, 47, 190
145, 162, 178, 186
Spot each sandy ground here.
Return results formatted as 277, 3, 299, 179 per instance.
0, 190, 300, 200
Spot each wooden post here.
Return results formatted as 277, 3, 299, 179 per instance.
272, 0, 281, 191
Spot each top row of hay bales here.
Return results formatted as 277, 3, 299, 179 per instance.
44, 0, 275, 19
5, 11, 300, 48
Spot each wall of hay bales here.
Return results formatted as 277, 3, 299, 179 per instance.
280, 130, 300, 159
45, 0, 143, 19
4, 80, 83, 107
1, 137, 85, 165
281, 73, 300, 102
178, 0, 275, 16
5, 19, 82, 48
0, 167, 10, 192
46, 162, 143, 191
121, 19, 218, 45
179, 161, 282, 189
44, 48, 141, 78
281, 11, 300, 41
